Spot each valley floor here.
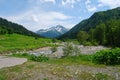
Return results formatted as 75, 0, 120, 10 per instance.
0, 44, 119, 80
0, 61, 120, 80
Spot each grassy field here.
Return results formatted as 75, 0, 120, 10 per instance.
0, 51, 120, 80
0, 53, 119, 80
0, 34, 54, 54
0, 59, 117, 80
0, 34, 120, 80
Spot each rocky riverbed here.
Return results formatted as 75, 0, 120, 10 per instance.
28, 44, 108, 58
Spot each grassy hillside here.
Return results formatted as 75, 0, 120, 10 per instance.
0, 34, 53, 54
0, 18, 40, 37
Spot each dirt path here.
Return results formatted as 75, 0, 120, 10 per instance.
0, 56, 27, 69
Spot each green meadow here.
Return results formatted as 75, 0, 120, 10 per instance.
0, 34, 53, 53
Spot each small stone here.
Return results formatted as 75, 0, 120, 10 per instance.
75, 71, 78, 75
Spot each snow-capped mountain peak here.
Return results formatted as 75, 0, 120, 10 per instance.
36, 25, 68, 38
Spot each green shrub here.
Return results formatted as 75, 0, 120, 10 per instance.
30, 54, 49, 62
52, 39, 57, 43
92, 41, 99, 46
83, 42, 93, 46
95, 73, 109, 80
92, 48, 120, 65
62, 42, 81, 57
12, 53, 49, 62
82, 41, 98, 46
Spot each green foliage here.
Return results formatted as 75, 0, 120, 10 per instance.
82, 42, 93, 46
93, 23, 106, 44
105, 20, 120, 47
0, 17, 40, 37
30, 54, 49, 62
88, 29, 94, 42
91, 41, 99, 46
92, 48, 120, 65
75, 54, 92, 61
77, 31, 89, 43
12, 53, 31, 58
0, 34, 53, 53
85, 41, 98, 46
92, 20, 120, 47
60, 7, 120, 47
52, 39, 57, 43
76, 19, 120, 47
43, 78, 49, 80
12, 53, 49, 62
60, 7, 120, 39
0, 26, 13, 34
48, 54, 93, 65
62, 42, 81, 57
0, 72, 6, 80
95, 73, 109, 80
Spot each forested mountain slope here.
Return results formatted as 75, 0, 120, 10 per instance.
60, 7, 120, 39
0, 17, 40, 37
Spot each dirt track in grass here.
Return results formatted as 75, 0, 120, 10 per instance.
0, 56, 27, 69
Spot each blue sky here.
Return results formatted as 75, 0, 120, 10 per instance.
0, 0, 120, 31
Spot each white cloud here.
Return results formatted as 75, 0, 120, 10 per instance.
47, 12, 71, 20
97, 4, 104, 7
98, 0, 120, 8
78, 16, 82, 19
3, 8, 73, 31
86, 5, 97, 12
85, 0, 97, 12
28, 0, 56, 4
62, 0, 76, 5
62, 0, 80, 8
85, 0, 91, 4
31, 15, 39, 22
42, 0, 56, 4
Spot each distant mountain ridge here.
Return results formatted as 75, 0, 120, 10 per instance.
60, 7, 120, 39
36, 25, 68, 38
0, 17, 40, 37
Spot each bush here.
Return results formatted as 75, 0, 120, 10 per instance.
92, 41, 99, 46
62, 42, 81, 57
30, 54, 49, 62
82, 41, 98, 46
83, 42, 93, 46
92, 48, 120, 65
52, 39, 57, 43
12, 53, 49, 62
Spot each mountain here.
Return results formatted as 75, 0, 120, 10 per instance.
0, 17, 40, 37
60, 7, 120, 39
36, 25, 68, 38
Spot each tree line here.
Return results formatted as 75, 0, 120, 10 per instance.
77, 20, 120, 47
